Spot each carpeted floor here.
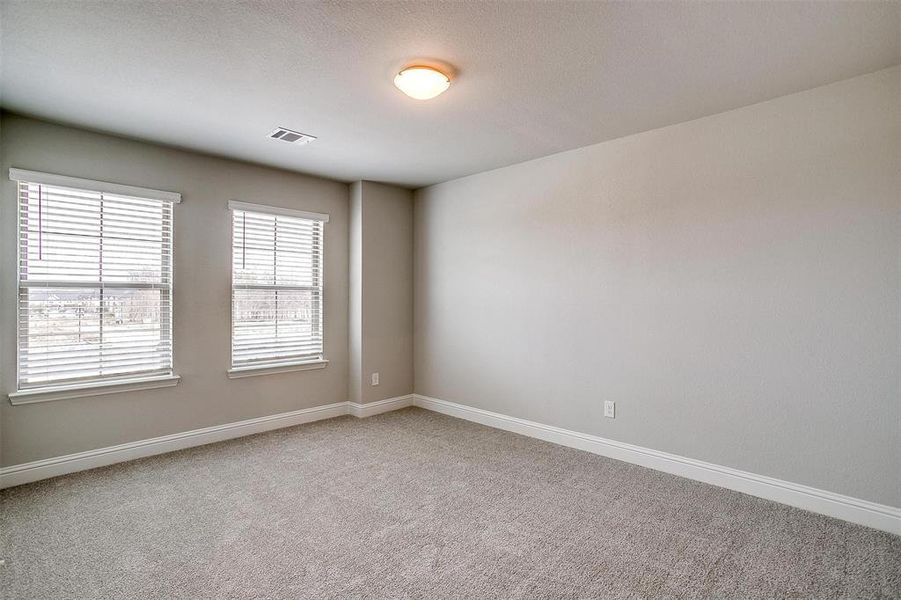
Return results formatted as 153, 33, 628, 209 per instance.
1, 407, 899, 599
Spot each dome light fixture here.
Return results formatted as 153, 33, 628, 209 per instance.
394, 65, 451, 100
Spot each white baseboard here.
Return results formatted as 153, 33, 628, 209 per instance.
348, 394, 414, 418
412, 394, 901, 536
1, 395, 419, 490
0, 401, 351, 489
5, 392, 897, 536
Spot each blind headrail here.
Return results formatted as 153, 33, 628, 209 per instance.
9, 168, 182, 203
229, 200, 329, 223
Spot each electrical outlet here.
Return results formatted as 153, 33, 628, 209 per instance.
371, 372, 379, 386
604, 401, 615, 419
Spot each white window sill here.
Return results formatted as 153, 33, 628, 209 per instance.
8, 374, 180, 405
227, 359, 328, 379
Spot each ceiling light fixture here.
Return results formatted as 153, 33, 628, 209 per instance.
394, 65, 451, 100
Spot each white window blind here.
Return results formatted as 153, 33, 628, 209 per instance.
13, 171, 177, 390
230, 201, 327, 370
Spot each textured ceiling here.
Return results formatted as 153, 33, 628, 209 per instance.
1, 1, 899, 188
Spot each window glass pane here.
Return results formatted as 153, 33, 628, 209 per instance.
233, 211, 276, 286
20, 184, 101, 283
20, 287, 102, 384
100, 288, 170, 377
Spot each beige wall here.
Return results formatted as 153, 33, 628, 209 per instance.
0, 114, 350, 466
414, 66, 901, 506
349, 181, 414, 403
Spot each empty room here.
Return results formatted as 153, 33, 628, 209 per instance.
0, 1, 899, 598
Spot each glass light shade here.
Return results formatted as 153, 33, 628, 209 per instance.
393, 66, 451, 100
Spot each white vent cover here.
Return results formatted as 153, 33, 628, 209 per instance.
268, 127, 317, 145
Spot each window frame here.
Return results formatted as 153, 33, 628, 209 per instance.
7, 168, 181, 404
227, 200, 329, 377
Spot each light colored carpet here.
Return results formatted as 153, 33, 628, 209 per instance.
1, 407, 899, 599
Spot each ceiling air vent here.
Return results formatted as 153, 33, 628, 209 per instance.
268, 127, 317, 145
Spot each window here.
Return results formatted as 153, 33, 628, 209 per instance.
229, 201, 328, 374
11, 169, 179, 395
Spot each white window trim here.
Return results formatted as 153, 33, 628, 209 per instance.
9, 168, 182, 203
7, 374, 181, 405
228, 201, 328, 375
226, 359, 329, 379
10, 169, 180, 398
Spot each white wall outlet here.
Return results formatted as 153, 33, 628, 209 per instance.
604, 401, 615, 419
371, 372, 379, 386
